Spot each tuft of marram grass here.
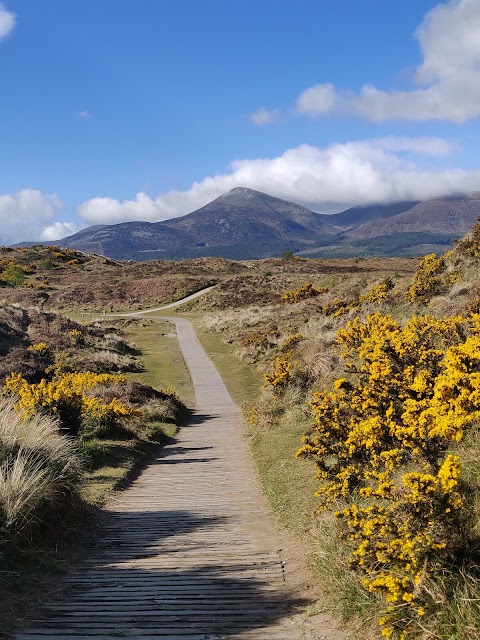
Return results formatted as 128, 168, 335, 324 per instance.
0, 399, 82, 536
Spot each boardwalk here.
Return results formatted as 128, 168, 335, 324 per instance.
16, 317, 331, 640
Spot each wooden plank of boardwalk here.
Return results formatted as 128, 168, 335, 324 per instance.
16, 317, 313, 640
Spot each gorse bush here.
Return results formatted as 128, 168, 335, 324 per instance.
280, 333, 305, 352
281, 282, 328, 304
360, 277, 394, 304
2, 263, 27, 287
242, 329, 278, 350
262, 357, 293, 394
69, 328, 84, 346
4, 371, 139, 437
405, 254, 446, 303
298, 312, 480, 638
455, 218, 480, 258
322, 298, 355, 317
27, 342, 51, 356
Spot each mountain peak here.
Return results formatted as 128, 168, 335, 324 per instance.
228, 187, 255, 194
220, 187, 266, 200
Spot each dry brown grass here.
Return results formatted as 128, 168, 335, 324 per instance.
0, 399, 82, 538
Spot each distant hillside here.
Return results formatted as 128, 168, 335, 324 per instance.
23, 188, 341, 260
13, 188, 480, 260
344, 194, 480, 240
319, 201, 420, 228
299, 195, 480, 258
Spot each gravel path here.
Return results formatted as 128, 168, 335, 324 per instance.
16, 315, 341, 640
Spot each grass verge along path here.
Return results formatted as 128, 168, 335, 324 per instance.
123, 318, 195, 406
1, 318, 191, 638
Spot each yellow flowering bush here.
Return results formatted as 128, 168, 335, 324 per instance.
280, 333, 305, 351
4, 371, 139, 437
246, 404, 261, 426
467, 296, 480, 315
298, 312, 480, 638
69, 328, 84, 345
262, 357, 292, 394
405, 254, 445, 303
360, 277, 394, 304
1, 263, 28, 287
281, 283, 328, 304
455, 218, 480, 258
27, 342, 51, 356
322, 298, 357, 317
242, 329, 277, 349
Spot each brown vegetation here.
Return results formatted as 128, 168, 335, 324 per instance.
0, 246, 243, 312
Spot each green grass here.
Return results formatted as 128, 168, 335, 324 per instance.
251, 411, 317, 529
192, 320, 261, 407
80, 424, 177, 504
122, 319, 195, 407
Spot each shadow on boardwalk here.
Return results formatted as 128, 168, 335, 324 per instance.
18, 508, 309, 639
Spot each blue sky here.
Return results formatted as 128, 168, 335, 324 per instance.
1, 0, 480, 243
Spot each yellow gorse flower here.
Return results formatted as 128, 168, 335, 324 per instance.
281, 282, 328, 304
298, 311, 480, 638
4, 370, 139, 435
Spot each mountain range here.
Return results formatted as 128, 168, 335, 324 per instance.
18, 187, 480, 260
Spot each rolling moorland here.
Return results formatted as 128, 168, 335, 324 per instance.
1, 220, 480, 638
16, 188, 480, 260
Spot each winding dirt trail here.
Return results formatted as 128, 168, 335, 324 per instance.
16, 311, 342, 640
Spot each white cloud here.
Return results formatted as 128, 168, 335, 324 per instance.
249, 108, 280, 125
295, 0, 480, 123
0, 2, 15, 39
296, 83, 336, 116
77, 136, 480, 224
40, 221, 83, 241
74, 110, 93, 120
0, 189, 63, 245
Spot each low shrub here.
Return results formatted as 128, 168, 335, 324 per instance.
406, 254, 446, 303
359, 277, 394, 303
281, 283, 328, 304
262, 357, 293, 394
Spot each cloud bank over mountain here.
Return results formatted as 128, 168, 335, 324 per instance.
0, 190, 63, 245
75, 137, 480, 227
4, 135, 480, 243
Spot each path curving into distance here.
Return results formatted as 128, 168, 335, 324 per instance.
113, 285, 217, 316
17, 297, 341, 639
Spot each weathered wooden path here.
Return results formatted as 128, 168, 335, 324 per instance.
16, 317, 330, 640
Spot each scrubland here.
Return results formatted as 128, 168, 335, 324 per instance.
197, 227, 480, 640
2, 235, 480, 639
0, 245, 236, 312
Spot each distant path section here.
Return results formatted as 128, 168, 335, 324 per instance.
16, 314, 341, 639
115, 285, 216, 316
